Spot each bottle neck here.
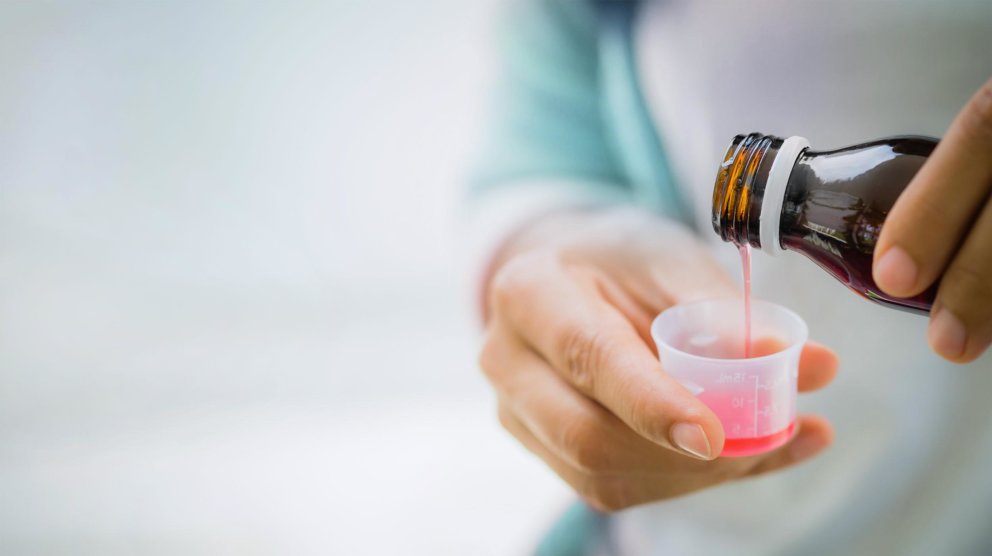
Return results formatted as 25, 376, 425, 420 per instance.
711, 133, 809, 254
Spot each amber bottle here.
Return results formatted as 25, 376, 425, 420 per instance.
711, 133, 938, 314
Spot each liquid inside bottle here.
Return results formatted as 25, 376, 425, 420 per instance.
712, 133, 938, 314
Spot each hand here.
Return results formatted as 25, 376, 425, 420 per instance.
874, 78, 992, 363
479, 208, 838, 511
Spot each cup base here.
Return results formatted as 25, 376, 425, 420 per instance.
720, 421, 795, 457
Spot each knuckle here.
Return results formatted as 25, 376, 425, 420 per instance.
940, 261, 992, 320
477, 336, 502, 381
960, 79, 992, 145
557, 419, 612, 473
496, 405, 515, 432
884, 194, 955, 260
488, 260, 527, 314
488, 251, 555, 315
556, 324, 610, 393
909, 194, 953, 230
625, 388, 664, 439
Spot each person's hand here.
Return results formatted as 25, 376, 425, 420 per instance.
874, 78, 992, 363
479, 208, 838, 511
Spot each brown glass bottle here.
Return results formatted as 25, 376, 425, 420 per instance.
711, 133, 938, 314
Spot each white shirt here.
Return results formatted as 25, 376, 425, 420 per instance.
621, 1, 992, 554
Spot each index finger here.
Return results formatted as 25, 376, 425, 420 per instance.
874, 78, 992, 297
490, 252, 725, 460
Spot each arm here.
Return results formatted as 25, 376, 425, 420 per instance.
470, 0, 838, 510
465, 0, 634, 319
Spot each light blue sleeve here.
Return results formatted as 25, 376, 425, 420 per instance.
461, 0, 650, 294
468, 0, 693, 232
469, 0, 632, 200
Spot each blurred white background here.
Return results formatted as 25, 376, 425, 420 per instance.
0, 1, 570, 553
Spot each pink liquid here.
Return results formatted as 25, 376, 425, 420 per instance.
722, 422, 795, 457
739, 244, 752, 358
673, 249, 796, 457
696, 386, 795, 457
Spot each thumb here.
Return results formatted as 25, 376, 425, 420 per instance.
612, 248, 738, 348
645, 246, 740, 306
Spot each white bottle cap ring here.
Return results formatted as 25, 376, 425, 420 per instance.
758, 136, 810, 256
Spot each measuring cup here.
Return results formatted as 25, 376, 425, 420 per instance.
650, 298, 807, 457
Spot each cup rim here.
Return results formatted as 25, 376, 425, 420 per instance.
650, 296, 808, 364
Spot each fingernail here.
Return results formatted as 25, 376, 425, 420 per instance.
670, 423, 712, 460
874, 247, 918, 294
788, 434, 823, 461
929, 309, 967, 360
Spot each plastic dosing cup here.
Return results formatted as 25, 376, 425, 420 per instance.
651, 298, 807, 457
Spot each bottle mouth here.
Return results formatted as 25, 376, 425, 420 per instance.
711, 133, 782, 248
